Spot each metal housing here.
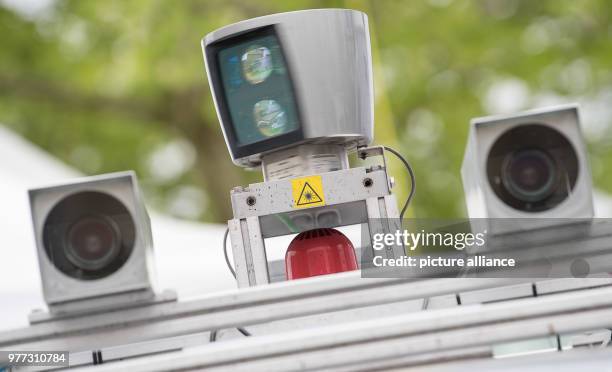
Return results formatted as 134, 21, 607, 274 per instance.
202, 9, 374, 167
227, 147, 403, 288
461, 104, 594, 234
28, 171, 156, 309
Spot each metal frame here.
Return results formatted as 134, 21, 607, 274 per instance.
52, 282, 612, 371
228, 162, 403, 287
4, 205, 612, 369
461, 104, 594, 230
27, 171, 157, 315
2, 274, 612, 369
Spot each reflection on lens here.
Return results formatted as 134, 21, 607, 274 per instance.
241, 45, 272, 84
253, 99, 287, 137
228, 55, 242, 87
66, 216, 120, 271
502, 149, 557, 203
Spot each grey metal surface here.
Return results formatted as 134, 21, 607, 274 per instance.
63, 284, 612, 371
3, 274, 612, 369
27, 290, 177, 325
536, 277, 612, 294
461, 104, 594, 232
408, 347, 612, 372
27, 171, 156, 311
365, 194, 404, 259
0, 274, 538, 351
228, 162, 401, 287
230, 167, 390, 220
460, 280, 534, 304
261, 144, 350, 181
231, 194, 400, 287
258, 200, 367, 239
5, 220, 612, 368
203, 9, 373, 167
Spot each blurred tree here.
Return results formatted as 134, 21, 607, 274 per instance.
0, 0, 610, 221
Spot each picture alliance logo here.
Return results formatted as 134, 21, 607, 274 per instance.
372, 230, 487, 251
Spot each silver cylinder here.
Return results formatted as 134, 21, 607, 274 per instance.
261, 144, 349, 181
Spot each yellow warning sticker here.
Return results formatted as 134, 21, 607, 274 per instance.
291, 175, 326, 209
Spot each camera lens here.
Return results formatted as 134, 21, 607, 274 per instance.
241, 45, 273, 84
43, 191, 135, 280
65, 216, 120, 271
502, 149, 557, 203
486, 124, 579, 212
253, 99, 287, 137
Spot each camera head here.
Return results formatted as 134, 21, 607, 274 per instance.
29, 172, 155, 311
462, 105, 593, 229
202, 9, 374, 168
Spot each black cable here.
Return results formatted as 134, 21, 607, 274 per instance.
223, 227, 236, 278
380, 146, 422, 305
209, 227, 250, 342
209, 327, 250, 342
382, 146, 416, 221
237, 327, 251, 336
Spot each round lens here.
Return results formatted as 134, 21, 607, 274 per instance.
241, 45, 272, 84
65, 216, 120, 271
502, 149, 557, 202
253, 99, 287, 137
43, 191, 135, 280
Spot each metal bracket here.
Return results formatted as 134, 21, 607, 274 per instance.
228, 167, 402, 287
358, 146, 394, 190
28, 289, 177, 324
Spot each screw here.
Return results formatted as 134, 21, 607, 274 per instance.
363, 178, 373, 188
246, 196, 256, 206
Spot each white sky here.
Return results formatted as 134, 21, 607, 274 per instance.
0, 0, 54, 19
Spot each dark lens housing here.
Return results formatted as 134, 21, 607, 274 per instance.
43, 191, 135, 280
206, 26, 304, 160
502, 149, 557, 203
487, 124, 579, 212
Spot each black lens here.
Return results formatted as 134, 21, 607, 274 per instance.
65, 216, 120, 271
502, 149, 557, 202
486, 124, 579, 212
43, 191, 135, 280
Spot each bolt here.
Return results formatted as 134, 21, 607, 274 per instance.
246, 196, 256, 206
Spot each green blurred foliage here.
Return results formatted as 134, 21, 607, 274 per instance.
0, 0, 611, 221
